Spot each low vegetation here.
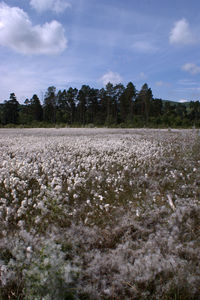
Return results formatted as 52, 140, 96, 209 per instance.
0, 128, 199, 299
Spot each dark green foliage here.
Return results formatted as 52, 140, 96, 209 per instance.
57, 88, 78, 124
20, 94, 43, 124
2, 93, 19, 125
1, 83, 200, 127
43, 86, 57, 123
77, 85, 90, 124
136, 83, 153, 124
31, 94, 43, 121
119, 82, 136, 123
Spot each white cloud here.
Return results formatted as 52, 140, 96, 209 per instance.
169, 18, 196, 45
155, 81, 170, 87
139, 72, 147, 79
178, 79, 198, 85
156, 81, 165, 86
132, 40, 157, 53
182, 63, 200, 75
100, 71, 122, 86
30, 0, 71, 14
179, 99, 188, 103
0, 2, 67, 55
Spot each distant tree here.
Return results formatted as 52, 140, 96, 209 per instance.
87, 88, 99, 124
1, 82, 198, 128
164, 101, 175, 115
134, 90, 144, 118
150, 98, 163, 117
98, 87, 107, 124
2, 93, 19, 124
113, 83, 125, 123
77, 85, 91, 124
162, 101, 177, 126
19, 98, 32, 124
105, 82, 118, 125
189, 101, 200, 126
137, 83, 153, 124
0, 104, 3, 124
43, 86, 57, 123
175, 103, 187, 119
57, 88, 78, 124
119, 82, 136, 123
66, 88, 78, 124
56, 90, 68, 123
19, 95, 43, 125
30, 94, 43, 121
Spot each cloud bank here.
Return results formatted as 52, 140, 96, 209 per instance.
132, 40, 157, 53
179, 99, 188, 103
156, 81, 165, 87
100, 71, 122, 86
0, 2, 67, 55
30, 0, 71, 14
169, 18, 196, 45
182, 63, 200, 75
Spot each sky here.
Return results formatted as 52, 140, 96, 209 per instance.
1, 0, 200, 103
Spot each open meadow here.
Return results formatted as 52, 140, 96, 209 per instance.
0, 128, 199, 299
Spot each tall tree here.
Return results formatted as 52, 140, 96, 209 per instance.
189, 101, 200, 125
150, 98, 163, 117
66, 87, 78, 124
43, 86, 57, 123
137, 83, 153, 124
105, 83, 118, 125
30, 94, 43, 121
2, 93, 19, 124
77, 85, 90, 124
19, 98, 32, 124
98, 87, 107, 124
113, 83, 125, 123
87, 88, 99, 124
119, 82, 136, 123
57, 88, 78, 124
57, 89, 69, 123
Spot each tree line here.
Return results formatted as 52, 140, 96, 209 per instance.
0, 82, 200, 127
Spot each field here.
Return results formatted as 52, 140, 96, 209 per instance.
0, 128, 199, 300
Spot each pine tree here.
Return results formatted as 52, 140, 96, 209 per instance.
43, 86, 57, 123
2, 93, 19, 124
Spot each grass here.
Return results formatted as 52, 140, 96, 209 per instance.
0, 128, 199, 299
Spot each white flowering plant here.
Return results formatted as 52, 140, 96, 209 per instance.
0, 128, 199, 299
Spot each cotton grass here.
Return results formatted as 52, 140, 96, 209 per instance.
0, 128, 199, 299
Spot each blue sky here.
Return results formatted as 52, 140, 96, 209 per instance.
1, 0, 200, 103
